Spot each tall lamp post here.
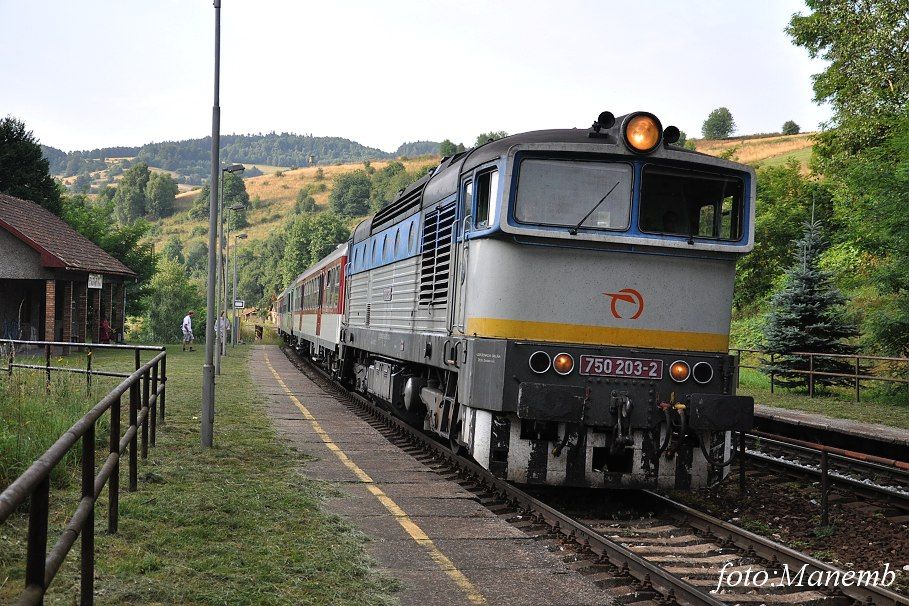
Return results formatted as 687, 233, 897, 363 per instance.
232, 233, 248, 344
224, 201, 245, 344
202, 0, 222, 448
215, 164, 245, 372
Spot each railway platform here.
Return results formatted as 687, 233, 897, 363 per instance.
754, 404, 909, 460
250, 346, 615, 606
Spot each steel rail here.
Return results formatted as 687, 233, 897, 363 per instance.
643, 490, 909, 606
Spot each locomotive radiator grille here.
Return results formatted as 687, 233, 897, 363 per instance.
418, 202, 456, 309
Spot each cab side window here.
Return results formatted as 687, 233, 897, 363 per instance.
462, 181, 473, 226
474, 169, 499, 229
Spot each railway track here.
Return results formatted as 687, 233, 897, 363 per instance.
742, 432, 909, 518
281, 346, 909, 606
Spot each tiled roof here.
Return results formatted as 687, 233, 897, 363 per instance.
0, 193, 136, 277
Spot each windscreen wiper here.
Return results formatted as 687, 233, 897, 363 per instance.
568, 181, 620, 235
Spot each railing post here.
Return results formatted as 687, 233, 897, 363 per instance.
109, 394, 121, 534
738, 431, 746, 495
150, 361, 158, 447
45, 343, 51, 393
808, 353, 814, 398
129, 382, 138, 492
81, 424, 95, 606
86, 348, 93, 396
770, 353, 775, 394
6, 343, 13, 379
820, 450, 830, 527
855, 356, 860, 402
141, 371, 149, 460
25, 475, 50, 601
159, 354, 167, 422
134, 348, 140, 374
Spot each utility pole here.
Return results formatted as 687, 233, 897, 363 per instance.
202, 0, 221, 448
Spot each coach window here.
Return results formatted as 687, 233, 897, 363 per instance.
475, 169, 499, 229
408, 220, 416, 251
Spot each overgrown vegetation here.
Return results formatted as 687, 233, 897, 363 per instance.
0, 348, 398, 605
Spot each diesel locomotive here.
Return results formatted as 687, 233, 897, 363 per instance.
277, 110, 755, 489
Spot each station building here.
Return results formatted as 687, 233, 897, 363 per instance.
0, 193, 135, 346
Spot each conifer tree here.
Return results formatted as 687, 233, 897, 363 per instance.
762, 219, 859, 389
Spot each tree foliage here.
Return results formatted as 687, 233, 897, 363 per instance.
145, 171, 178, 218
329, 170, 371, 216
734, 161, 833, 309
762, 220, 859, 388
787, 0, 909, 170
139, 258, 205, 343
0, 116, 62, 214
190, 171, 249, 220
185, 241, 209, 275
113, 162, 151, 223
281, 212, 350, 285
162, 235, 185, 264
475, 131, 508, 146
701, 107, 735, 139
781, 120, 801, 135
61, 195, 157, 315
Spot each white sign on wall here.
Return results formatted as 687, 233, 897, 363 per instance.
88, 273, 103, 289
234, 299, 245, 309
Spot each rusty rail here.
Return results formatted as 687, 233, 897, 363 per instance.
732, 347, 909, 402
0, 339, 167, 606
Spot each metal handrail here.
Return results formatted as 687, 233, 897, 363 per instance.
731, 347, 909, 401
0, 343, 168, 606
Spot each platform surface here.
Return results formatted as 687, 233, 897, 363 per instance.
755, 403, 909, 447
250, 345, 615, 606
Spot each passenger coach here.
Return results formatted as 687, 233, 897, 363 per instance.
279, 110, 755, 490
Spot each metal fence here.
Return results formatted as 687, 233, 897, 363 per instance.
731, 347, 909, 401
0, 339, 167, 606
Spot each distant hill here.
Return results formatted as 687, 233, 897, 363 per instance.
43, 133, 435, 185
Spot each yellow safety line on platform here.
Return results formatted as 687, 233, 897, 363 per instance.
264, 351, 487, 605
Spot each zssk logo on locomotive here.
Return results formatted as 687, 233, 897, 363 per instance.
603, 288, 644, 320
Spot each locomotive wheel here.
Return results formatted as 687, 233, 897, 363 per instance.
449, 422, 467, 456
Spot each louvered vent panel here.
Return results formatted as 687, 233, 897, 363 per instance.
418, 202, 456, 308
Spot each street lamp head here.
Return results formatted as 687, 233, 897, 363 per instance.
236, 233, 248, 240
227, 203, 246, 211
222, 164, 245, 173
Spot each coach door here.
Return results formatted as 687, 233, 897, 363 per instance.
316, 271, 326, 336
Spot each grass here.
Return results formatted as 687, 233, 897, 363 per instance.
696, 132, 815, 166
153, 157, 440, 258
736, 366, 909, 429
0, 345, 397, 605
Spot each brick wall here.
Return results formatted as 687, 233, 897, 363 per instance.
44, 279, 55, 341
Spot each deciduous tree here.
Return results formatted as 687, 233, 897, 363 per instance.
701, 107, 735, 139
0, 116, 62, 214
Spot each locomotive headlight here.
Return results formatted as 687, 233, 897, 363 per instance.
529, 351, 551, 374
692, 362, 714, 384
552, 353, 574, 375
624, 113, 662, 153
669, 360, 690, 382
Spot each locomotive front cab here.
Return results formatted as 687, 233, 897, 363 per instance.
454, 112, 756, 488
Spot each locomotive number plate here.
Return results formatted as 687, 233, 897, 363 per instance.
579, 355, 663, 379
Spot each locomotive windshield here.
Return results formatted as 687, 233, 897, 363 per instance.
639, 166, 744, 241
514, 159, 632, 230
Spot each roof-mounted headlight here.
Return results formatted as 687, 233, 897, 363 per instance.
623, 113, 662, 153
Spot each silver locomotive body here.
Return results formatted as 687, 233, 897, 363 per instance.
330, 112, 755, 489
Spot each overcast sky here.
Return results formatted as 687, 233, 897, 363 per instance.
0, 0, 830, 153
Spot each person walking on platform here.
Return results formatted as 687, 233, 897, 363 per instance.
182, 311, 195, 352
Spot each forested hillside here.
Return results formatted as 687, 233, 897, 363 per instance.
43, 134, 443, 185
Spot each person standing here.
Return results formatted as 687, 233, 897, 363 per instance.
218, 311, 230, 355
99, 315, 112, 344
182, 311, 195, 352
